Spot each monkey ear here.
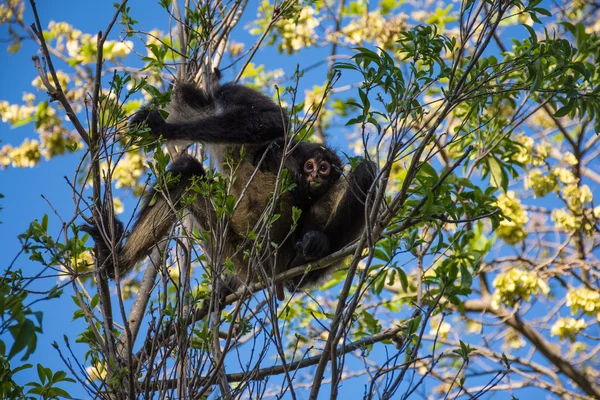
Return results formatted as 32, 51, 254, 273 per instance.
331, 165, 343, 181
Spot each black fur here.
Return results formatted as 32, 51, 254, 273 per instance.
85, 82, 376, 297
131, 83, 287, 144
287, 159, 376, 289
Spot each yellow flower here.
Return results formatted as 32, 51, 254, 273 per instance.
0, 101, 35, 124
492, 268, 549, 308
341, 11, 407, 50
0, 0, 24, 24
32, 70, 70, 90
113, 197, 125, 215
275, 6, 320, 54
429, 316, 451, 339
303, 84, 328, 114
466, 320, 482, 334
550, 317, 585, 342
566, 287, 600, 316
562, 184, 593, 211
229, 41, 245, 57
495, 191, 528, 244
40, 128, 80, 158
86, 361, 106, 381
564, 152, 578, 166
60, 251, 95, 281
552, 167, 576, 185
8, 139, 42, 168
514, 134, 533, 164
552, 208, 580, 232
524, 169, 557, 198
533, 141, 552, 159
110, 152, 147, 195
504, 329, 526, 349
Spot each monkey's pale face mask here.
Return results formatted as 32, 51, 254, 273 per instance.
304, 158, 332, 189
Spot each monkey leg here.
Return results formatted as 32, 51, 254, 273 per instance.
84, 154, 207, 278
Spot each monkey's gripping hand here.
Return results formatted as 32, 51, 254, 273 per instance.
285, 231, 331, 292
80, 215, 125, 279
129, 107, 166, 136
293, 231, 331, 265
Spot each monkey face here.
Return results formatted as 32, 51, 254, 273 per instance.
303, 157, 332, 189
302, 152, 343, 200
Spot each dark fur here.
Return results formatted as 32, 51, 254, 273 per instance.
84, 82, 376, 296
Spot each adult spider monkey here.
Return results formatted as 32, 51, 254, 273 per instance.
83, 81, 375, 300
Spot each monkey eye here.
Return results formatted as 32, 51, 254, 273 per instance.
304, 160, 314, 173
318, 161, 331, 176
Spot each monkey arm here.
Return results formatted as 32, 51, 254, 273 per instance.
136, 108, 286, 144
130, 83, 289, 145
325, 159, 377, 251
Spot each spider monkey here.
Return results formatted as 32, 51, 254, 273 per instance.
83, 82, 375, 300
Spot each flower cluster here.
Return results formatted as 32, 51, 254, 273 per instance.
31, 69, 71, 91
514, 134, 534, 164
274, 7, 319, 54
550, 317, 585, 342
0, 94, 80, 168
0, 0, 24, 24
551, 184, 595, 233
0, 100, 36, 124
341, 11, 407, 50
0, 139, 42, 168
45, 21, 133, 65
504, 329, 526, 349
101, 152, 147, 196
492, 268, 549, 308
229, 41, 245, 57
59, 251, 95, 281
552, 167, 576, 185
429, 316, 451, 339
533, 141, 552, 160
551, 208, 580, 232
563, 184, 593, 211
495, 191, 528, 244
566, 287, 600, 316
303, 83, 328, 114
524, 169, 557, 198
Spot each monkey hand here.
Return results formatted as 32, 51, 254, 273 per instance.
80, 215, 125, 279
296, 230, 330, 261
129, 107, 165, 135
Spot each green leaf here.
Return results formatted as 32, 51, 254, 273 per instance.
37, 363, 48, 384
291, 206, 302, 225
12, 363, 33, 374
397, 268, 409, 293
554, 99, 574, 118
522, 24, 537, 44
8, 320, 36, 360
460, 264, 473, 290
90, 294, 99, 309
487, 157, 507, 192
360, 310, 382, 334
